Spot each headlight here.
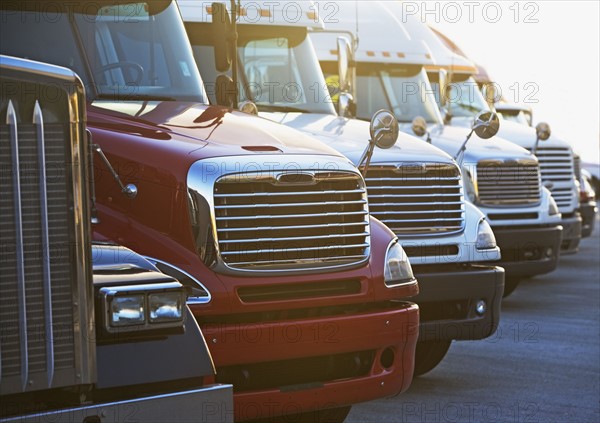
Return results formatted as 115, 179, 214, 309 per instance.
548, 195, 560, 215
100, 282, 186, 333
476, 218, 497, 250
384, 240, 415, 286
462, 167, 478, 203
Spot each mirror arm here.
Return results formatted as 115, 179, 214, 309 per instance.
230, 0, 239, 109
93, 144, 138, 199
453, 129, 474, 164
358, 139, 376, 178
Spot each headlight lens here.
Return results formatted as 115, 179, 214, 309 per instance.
548, 195, 560, 215
110, 295, 145, 326
476, 218, 497, 250
149, 292, 185, 322
384, 240, 414, 285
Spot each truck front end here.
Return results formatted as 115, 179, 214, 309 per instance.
0, 54, 232, 422
0, 2, 419, 421
181, 0, 504, 376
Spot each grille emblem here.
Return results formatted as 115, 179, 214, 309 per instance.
274, 171, 317, 185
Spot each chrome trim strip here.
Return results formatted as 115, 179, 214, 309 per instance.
143, 256, 212, 305
7, 100, 29, 390
214, 188, 365, 198
218, 221, 366, 232
222, 243, 370, 256
219, 232, 370, 244
214, 199, 367, 209
33, 101, 55, 388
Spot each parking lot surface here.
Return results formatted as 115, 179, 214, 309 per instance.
349, 219, 600, 423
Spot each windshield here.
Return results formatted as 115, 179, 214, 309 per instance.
0, 1, 206, 102
430, 73, 489, 118
354, 64, 442, 124
189, 25, 335, 115
498, 110, 530, 126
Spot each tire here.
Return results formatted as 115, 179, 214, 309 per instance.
413, 340, 452, 377
503, 276, 521, 297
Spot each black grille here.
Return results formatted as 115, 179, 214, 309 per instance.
214, 171, 369, 271
477, 161, 541, 206
364, 164, 464, 235
1, 109, 76, 393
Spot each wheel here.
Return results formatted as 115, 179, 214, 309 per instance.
251, 406, 352, 423
413, 340, 452, 376
95, 61, 144, 85
503, 276, 521, 297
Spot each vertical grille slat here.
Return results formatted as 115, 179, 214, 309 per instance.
476, 160, 541, 206
364, 163, 465, 235
213, 171, 370, 271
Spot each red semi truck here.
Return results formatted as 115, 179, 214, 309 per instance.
0, 2, 420, 421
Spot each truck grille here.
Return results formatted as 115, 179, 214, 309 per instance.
532, 147, 576, 211
213, 171, 369, 271
364, 163, 464, 235
1, 116, 77, 394
476, 160, 541, 206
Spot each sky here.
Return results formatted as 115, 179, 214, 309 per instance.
421, 0, 600, 164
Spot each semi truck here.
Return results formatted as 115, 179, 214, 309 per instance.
180, 0, 504, 376
0, 2, 420, 421
0, 54, 233, 422
311, 1, 563, 296
425, 23, 583, 254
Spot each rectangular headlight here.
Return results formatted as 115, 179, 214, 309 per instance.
149, 291, 184, 323
110, 295, 145, 326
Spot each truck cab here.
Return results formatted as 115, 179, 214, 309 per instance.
0, 54, 233, 422
423, 23, 582, 254
180, 0, 504, 376
0, 2, 419, 421
311, 0, 563, 296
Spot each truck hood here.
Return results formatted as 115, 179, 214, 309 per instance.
420, 123, 536, 164
451, 116, 572, 150
87, 101, 343, 158
262, 111, 456, 165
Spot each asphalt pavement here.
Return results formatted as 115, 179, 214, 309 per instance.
348, 218, 600, 423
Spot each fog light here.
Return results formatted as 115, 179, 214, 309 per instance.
475, 300, 487, 316
545, 247, 554, 258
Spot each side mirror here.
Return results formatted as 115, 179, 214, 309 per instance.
359, 110, 399, 177
438, 69, 448, 108
337, 36, 353, 93
472, 110, 500, 139
532, 122, 551, 154
215, 74, 236, 107
239, 101, 258, 115
338, 92, 356, 118
453, 111, 500, 163
370, 109, 399, 149
536, 122, 551, 141
211, 2, 232, 72
411, 116, 428, 137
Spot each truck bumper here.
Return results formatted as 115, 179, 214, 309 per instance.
579, 203, 597, 238
492, 225, 562, 278
201, 302, 419, 422
412, 265, 504, 342
0, 385, 233, 423
560, 213, 583, 254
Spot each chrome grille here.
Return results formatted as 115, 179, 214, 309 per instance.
532, 147, 577, 211
477, 160, 541, 206
213, 171, 370, 271
364, 163, 464, 235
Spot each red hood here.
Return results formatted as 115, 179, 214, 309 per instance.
87, 100, 342, 158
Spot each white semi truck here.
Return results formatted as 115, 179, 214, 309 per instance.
180, 0, 505, 375
421, 21, 582, 254
311, 0, 563, 296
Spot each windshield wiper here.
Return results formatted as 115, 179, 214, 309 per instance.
95, 93, 177, 102
453, 102, 482, 114
258, 104, 312, 113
